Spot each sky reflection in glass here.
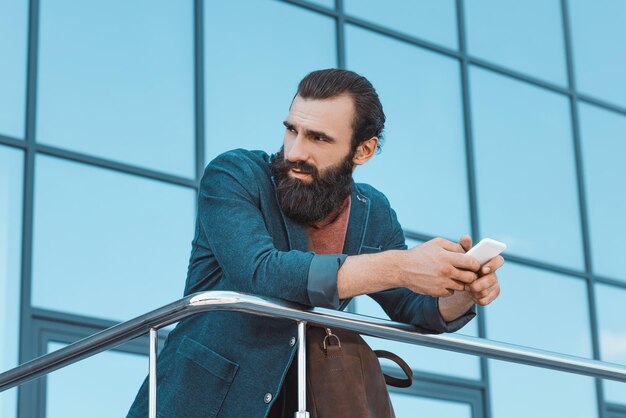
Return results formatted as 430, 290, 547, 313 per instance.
0, 0, 28, 139
489, 360, 597, 418
579, 103, 626, 283
465, 0, 567, 85
344, 0, 457, 50
37, 0, 195, 177
569, 0, 626, 108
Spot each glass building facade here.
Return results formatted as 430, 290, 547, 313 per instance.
1, 0, 625, 416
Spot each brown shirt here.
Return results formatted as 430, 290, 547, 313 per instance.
306, 196, 351, 255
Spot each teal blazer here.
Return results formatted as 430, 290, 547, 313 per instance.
127, 149, 474, 418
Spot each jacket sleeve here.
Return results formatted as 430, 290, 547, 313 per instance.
366, 204, 476, 334
197, 151, 342, 307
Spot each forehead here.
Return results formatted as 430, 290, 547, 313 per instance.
287, 94, 354, 136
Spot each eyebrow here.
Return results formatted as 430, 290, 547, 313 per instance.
282, 121, 336, 143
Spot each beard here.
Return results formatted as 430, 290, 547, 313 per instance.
270, 148, 354, 224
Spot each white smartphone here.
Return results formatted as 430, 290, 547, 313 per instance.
466, 238, 507, 265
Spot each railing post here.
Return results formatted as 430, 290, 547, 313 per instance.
294, 321, 309, 418
149, 327, 158, 418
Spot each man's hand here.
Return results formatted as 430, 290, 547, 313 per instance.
437, 235, 504, 321
458, 235, 503, 306
398, 238, 481, 297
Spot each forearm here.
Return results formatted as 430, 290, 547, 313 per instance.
337, 251, 403, 299
438, 291, 475, 322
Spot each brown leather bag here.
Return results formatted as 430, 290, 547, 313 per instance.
306, 327, 413, 418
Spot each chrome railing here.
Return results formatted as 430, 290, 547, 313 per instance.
1, 291, 626, 417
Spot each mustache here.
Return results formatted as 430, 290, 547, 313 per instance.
289, 161, 316, 175
271, 152, 320, 181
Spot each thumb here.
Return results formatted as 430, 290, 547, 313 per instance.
459, 235, 472, 253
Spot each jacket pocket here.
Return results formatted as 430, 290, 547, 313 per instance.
158, 336, 239, 418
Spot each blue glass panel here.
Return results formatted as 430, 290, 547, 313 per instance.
595, 284, 626, 404
344, 0, 457, 50
347, 25, 470, 240
355, 294, 481, 380
390, 393, 472, 418
0, 0, 28, 138
569, 0, 626, 108
0, 388, 17, 418
36, 0, 195, 177
46, 342, 146, 418
204, 1, 336, 161
0, 146, 23, 418
485, 262, 592, 357
465, 0, 567, 85
489, 360, 597, 418
579, 104, 626, 283
470, 67, 583, 269
32, 155, 195, 320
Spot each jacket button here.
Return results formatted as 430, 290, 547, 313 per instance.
264, 393, 273, 403
290, 337, 296, 347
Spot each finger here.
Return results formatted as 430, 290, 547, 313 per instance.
448, 252, 481, 272
471, 277, 500, 299
458, 235, 472, 252
436, 238, 466, 253
470, 282, 496, 300
446, 278, 466, 292
468, 275, 497, 293
450, 267, 478, 284
476, 285, 501, 306
481, 255, 505, 275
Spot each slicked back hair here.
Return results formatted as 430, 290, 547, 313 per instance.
295, 69, 385, 153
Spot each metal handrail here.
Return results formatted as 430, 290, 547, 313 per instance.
1, 290, 626, 395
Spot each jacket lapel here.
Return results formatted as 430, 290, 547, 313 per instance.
343, 182, 370, 256
282, 213, 309, 251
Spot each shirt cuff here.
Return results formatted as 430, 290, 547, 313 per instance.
306, 254, 347, 309
422, 297, 476, 333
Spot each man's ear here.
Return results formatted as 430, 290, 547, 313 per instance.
352, 137, 378, 166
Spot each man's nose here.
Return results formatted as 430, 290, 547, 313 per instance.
285, 135, 310, 163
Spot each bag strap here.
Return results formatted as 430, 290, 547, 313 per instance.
373, 350, 413, 388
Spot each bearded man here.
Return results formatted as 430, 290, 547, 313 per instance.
127, 69, 503, 418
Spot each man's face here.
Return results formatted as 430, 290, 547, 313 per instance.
282, 94, 355, 182
270, 94, 356, 224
